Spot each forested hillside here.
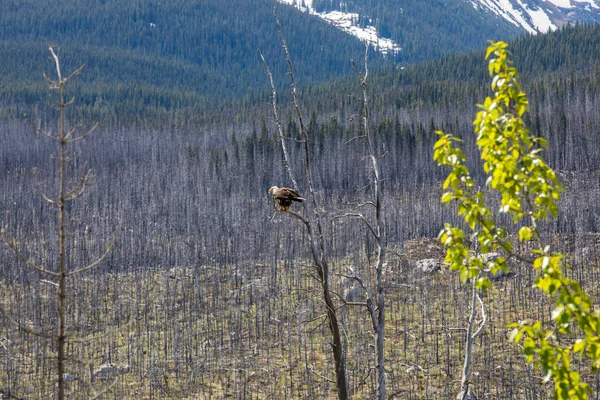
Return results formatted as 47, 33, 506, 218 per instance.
294, 23, 600, 121
0, 0, 383, 119
311, 0, 520, 60
1, 20, 600, 400
0, 0, 524, 122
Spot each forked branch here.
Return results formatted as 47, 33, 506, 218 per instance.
66, 237, 116, 276
0, 228, 59, 276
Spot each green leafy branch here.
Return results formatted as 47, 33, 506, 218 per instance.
434, 41, 600, 399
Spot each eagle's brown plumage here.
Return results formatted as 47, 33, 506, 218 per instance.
268, 186, 304, 211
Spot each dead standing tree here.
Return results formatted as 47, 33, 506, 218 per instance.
457, 272, 487, 400
259, 10, 349, 400
1, 47, 115, 399
336, 47, 387, 400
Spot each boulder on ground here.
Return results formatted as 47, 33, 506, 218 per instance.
93, 363, 118, 378
412, 258, 442, 274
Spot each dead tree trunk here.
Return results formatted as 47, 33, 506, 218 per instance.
354, 46, 386, 400
259, 9, 349, 399
1, 47, 114, 400
457, 276, 486, 400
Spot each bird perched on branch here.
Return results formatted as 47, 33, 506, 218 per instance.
268, 186, 304, 211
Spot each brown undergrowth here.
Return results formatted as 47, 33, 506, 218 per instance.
1, 235, 599, 399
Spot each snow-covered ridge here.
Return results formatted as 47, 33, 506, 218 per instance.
276, 0, 401, 56
472, 0, 556, 33
472, 0, 600, 34
277, 0, 600, 52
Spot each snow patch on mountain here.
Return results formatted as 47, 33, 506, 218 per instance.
527, 6, 556, 32
546, 0, 598, 8
278, 0, 599, 49
472, 0, 557, 33
276, 0, 401, 56
546, 0, 572, 7
317, 11, 401, 55
473, 0, 600, 33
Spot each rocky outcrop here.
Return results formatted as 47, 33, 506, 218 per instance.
412, 258, 442, 274
93, 363, 130, 379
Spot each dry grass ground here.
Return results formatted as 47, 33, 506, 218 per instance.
1, 235, 599, 399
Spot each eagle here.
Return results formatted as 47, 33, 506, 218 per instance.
268, 186, 305, 211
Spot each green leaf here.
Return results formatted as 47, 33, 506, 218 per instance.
509, 328, 523, 343
518, 226, 532, 242
573, 339, 586, 353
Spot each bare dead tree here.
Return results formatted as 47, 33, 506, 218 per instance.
259, 9, 349, 399
1, 46, 113, 399
333, 45, 387, 399
457, 274, 486, 400
353, 46, 387, 400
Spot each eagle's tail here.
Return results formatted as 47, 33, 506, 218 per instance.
292, 197, 305, 202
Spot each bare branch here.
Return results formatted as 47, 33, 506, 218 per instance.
64, 124, 78, 140
281, 209, 310, 227
308, 271, 323, 284
0, 307, 55, 339
23, 113, 57, 142
297, 313, 327, 328
49, 46, 63, 83
332, 290, 369, 309
471, 293, 487, 340
344, 134, 367, 145
36, 187, 58, 205
351, 200, 377, 210
352, 366, 376, 394
67, 122, 99, 143
66, 238, 116, 276
64, 164, 93, 201
353, 181, 375, 197
1, 228, 59, 276
42, 71, 59, 89
63, 64, 85, 85
89, 376, 119, 400
335, 272, 367, 291
258, 49, 300, 191
333, 213, 377, 238
269, 210, 278, 223
307, 315, 329, 334
307, 365, 336, 384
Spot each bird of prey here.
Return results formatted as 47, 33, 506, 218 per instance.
268, 186, 305, 211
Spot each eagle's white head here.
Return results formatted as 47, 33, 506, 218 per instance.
268, 186, 279, 194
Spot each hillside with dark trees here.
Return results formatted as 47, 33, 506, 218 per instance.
0, 0, 524, 123
312, 0, 520, 61
0, 12, 599, 400
0, 0, 382, 122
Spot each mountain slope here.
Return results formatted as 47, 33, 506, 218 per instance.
472, 0, 600, 33
0, 0, 383, 102
289, 23, 600, 124
2, 0, 598, 124
278, 0, 522, 63
277, 0, 600, 59
0, 0, 525, 105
